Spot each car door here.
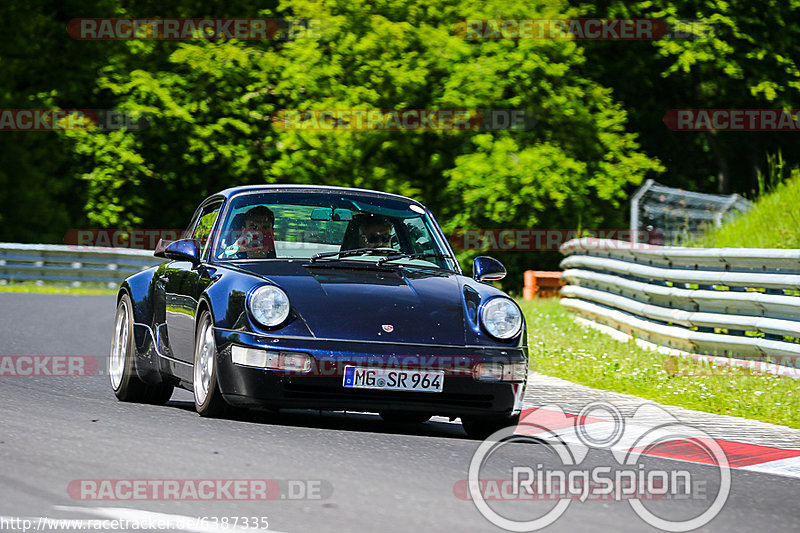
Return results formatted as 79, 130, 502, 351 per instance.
163, 199, 223, 363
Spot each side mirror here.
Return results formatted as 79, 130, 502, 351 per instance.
163, 238, 201, 265
473, 256, 506, 282
153, 238, 172, 259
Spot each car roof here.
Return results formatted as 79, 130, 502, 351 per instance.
209, 184, 425, 208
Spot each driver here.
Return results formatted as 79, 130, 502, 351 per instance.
226, 206, 276, 259
358, 215, 394, 249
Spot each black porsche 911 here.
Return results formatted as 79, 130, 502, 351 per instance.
109, 185, 528, 438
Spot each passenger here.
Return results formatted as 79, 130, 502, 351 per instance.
357, 215, 394, 249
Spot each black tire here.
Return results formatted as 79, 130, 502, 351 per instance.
193, 311, 229, 417
461, 413, 520, 440
379, 412, 432, 424
109, 293, 174, 404
145, 384, 175, 405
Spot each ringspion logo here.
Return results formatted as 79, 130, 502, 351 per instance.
463, 402, 730, 531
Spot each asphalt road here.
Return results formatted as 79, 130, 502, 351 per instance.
0, 293, 798, 532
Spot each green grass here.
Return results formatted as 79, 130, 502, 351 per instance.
694, 166, 800, 248
520, 298, 800, 428
0, 282, 115, 295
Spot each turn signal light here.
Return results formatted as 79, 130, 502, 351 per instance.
231, 346, 311, 372
473, 361, 527, 382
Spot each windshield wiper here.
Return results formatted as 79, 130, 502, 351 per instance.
376, 252, 450, 266
310, 247, 398, 263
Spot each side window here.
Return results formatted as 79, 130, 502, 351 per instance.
190, 201, 223, 255
403, 216, 435, 254
181, 212, 200, 240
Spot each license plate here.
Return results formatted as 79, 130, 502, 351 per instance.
342, 366, 444, 393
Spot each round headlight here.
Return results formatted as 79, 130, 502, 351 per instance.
480, 298, 522, 340
249, 285, 291, 327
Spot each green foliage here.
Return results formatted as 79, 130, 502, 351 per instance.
0, 282, 115, 295
580, 0, 800, 194
0, 0, 124, 242
694, 166, 800, 248
7, 0, 797, 288
194, 210, 218, 246
56, 0, 661, 286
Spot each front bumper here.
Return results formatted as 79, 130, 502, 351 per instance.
213, 329, 528, 418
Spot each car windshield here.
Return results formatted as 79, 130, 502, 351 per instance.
213, 190, 458, 271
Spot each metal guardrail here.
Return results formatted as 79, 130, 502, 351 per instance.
0, 243, 162, 287
559, 238, 800, 375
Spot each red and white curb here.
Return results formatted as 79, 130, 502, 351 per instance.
514, 407, 800, 479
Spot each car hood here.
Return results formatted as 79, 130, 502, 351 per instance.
230, 261, 467, 345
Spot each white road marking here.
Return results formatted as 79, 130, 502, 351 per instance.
740, 456, 800, 478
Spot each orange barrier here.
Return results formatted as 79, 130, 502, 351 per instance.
523, 270, 563, 300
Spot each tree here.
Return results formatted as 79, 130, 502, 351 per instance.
62, 0, 661, 284
577, 0, 800, 194
0, 0, 123, 242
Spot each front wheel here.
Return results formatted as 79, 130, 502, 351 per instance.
109, 293, 173, 404
193, 311, 229, 417
461, 413, 520, 440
